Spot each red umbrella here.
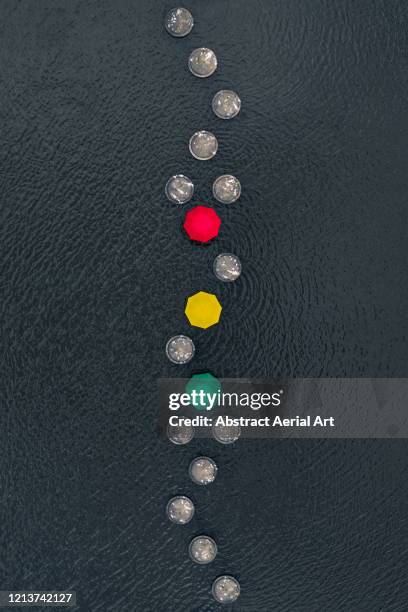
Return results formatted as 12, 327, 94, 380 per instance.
183, 205, 221, 243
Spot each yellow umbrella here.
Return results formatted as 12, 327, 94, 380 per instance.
185, 291, 222, 329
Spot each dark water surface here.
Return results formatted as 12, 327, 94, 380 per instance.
0, 0, 407, 610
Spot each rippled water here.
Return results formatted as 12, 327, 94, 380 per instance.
0, 0, 407, 609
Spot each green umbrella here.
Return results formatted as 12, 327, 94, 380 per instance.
185, 373, 221, 411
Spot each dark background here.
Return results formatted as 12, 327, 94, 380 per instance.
0, 0, 407, 610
